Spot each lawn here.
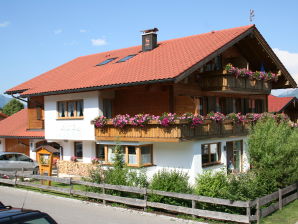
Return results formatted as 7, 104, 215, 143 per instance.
261, 200, 298, 224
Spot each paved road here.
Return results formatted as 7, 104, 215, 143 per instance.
0, 186, 206, 224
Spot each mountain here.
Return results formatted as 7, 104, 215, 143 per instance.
0, 95, 11, 109
278, 88, 298, 98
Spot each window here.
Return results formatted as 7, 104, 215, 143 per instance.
95, 144, 105, 160
16, 154, 32, 162
74, 142, 83, 159
57, 100, 84, 119
103, 99, 113, 118
103, 144, 153, 167
96, 58, 117, 66
116, 54, 137, 63
202, 143, 221, 166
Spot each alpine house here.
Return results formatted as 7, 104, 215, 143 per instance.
3, 25, 297, 182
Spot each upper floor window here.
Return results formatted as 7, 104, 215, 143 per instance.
57, 100, 84, 119
103, 99, 113, 118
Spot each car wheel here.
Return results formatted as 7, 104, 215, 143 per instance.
33, 167, 39, 175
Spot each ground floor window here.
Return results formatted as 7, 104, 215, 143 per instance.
97, 144, 153, 167
95, 144, 105, 160
74, 142, 83, 159
201, 143, 221, 166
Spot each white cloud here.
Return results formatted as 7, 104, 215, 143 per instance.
0, 21, 10, 28
64, 40, 78, 46
91, 38, 107, 46
54, 29, 63, 35
79, 29, 87, 33
273, 48, 298, 83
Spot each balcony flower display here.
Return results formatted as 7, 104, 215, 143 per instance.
206, 112, 225, 122
94, 115, 108, 128
226, 113, 246, 123
157, 113, 177, 127
179, 113, 204, 127
224, 63, 278, 82
93, 112, 295, 129
130, 114, 152, 127
112, 114, 131, 128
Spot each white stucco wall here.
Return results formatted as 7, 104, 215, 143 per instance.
55, 136, 249, 184
44, 91, 101, 141
0, 138, 5, 152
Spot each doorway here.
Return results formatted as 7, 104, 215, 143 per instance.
226, 140, 243, 173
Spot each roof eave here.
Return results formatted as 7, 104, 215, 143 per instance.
0, 136, 45, 139
19, 78, 175, 97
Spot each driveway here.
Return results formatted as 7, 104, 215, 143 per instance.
0, 186, 206, 224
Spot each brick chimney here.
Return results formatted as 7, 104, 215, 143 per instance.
141, 28, 158, 52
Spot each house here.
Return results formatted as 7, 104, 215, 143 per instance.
0, 112, 7, 121
4, 25, 297, 183
268, 94, 298, 121
0, 109, 44, 157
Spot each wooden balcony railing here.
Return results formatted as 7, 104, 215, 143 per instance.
95, 120, 250, 142
197, 71, 272, 93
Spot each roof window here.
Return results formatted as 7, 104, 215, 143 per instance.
96, 58, 117, 66
116, 54, 137, 63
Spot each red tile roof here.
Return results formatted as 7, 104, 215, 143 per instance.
268, 95, 296, 112
6, 25, 255, 96
0, 112, 7, 119
0, 109, 44, 138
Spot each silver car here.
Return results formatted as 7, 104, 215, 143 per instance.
0, 152, 39, 174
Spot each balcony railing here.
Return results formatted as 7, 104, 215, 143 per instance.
95, 120, 250, 142
197, 71, 272, 93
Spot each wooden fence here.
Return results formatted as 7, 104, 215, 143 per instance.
0, 171, 297, 224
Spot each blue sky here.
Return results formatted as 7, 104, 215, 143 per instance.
0, 0, 298, 95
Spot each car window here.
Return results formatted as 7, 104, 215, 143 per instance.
16, 154, 32, 162
5, 154, 17, 161
0, 155, 7, 160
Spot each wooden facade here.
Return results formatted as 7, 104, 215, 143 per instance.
95, 120, 250, 142
28, 96, 44, 129
5, 138, 30, 156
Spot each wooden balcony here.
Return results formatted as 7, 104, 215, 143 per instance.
95, 120, 250, 142
197, 71, 272, 94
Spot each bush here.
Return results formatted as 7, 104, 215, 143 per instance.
149, 169, 193, 206
248, 117, 298, 192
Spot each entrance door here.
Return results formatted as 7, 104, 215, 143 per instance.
226, 140, 243, 173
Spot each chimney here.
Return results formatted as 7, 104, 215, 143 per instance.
141, 28, 158, 52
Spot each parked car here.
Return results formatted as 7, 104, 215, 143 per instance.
0, 202, 57, 224
0, 152, 39, 174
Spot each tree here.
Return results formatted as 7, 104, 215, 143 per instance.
248, 117, 298, 192
2, 99, 24, 116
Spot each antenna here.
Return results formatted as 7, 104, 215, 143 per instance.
21, 190, 29, 211
250, 9, 255, 23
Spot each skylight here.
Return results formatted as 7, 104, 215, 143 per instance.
96, 58, 117, 66
116, 54, 137, 63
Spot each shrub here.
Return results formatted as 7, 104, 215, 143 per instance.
248, 117, 298, 192
149, 169, 193, 206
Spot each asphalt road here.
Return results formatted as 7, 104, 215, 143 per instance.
0, 186, 206, 224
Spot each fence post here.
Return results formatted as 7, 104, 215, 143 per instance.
144, 188, 147, 212
278, 188, 282, 210
256, 198, 260, 224
192, 200, 196, 218
246, 201, 251, 223
102, 183, 106, 205
69, 177, 73, 196
14, 171, 17, 186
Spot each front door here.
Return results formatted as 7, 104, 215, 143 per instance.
226, 140, 243, 173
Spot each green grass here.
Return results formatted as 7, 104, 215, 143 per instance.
261, 200, 298, 224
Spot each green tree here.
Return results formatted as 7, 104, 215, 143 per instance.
248, 117, 298, 191
2, 99, 24, 116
